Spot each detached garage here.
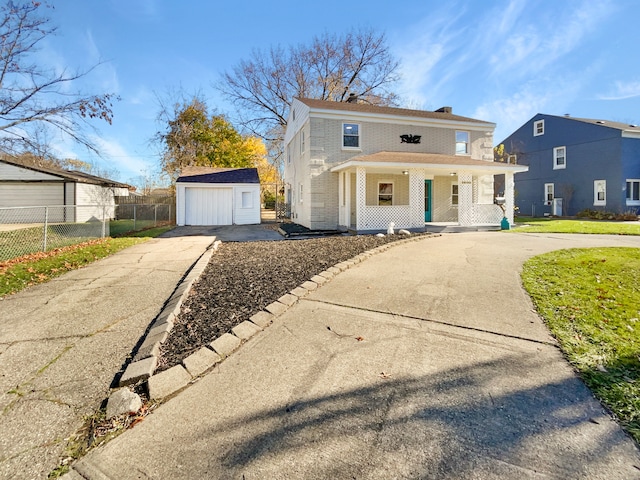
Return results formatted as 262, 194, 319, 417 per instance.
176, 167, 260, 226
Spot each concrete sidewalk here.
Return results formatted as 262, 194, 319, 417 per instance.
69, 232, 640, 479
0, 227, 218, 479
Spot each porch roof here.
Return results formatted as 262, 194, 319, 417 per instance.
329, 151, 529, 175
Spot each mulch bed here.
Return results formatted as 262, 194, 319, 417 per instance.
158, 233, 421, 371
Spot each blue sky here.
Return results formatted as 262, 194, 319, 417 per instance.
41, 0, 640, 186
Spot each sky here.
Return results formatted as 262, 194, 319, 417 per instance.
37, 0, 640, 186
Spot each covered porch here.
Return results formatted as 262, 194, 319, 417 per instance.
330, 152, 528, 233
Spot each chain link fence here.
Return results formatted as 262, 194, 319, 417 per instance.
0, 203, 175, 262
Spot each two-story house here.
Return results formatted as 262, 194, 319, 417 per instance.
283, 97, 527, 232
500, 114, 640, 217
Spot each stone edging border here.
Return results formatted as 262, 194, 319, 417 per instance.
117, 233, 438, 402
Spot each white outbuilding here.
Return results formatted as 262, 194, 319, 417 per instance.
176, 167, 261, 226
0, 158, 130, 222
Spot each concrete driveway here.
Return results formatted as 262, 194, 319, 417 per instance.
70, 232, 640, 479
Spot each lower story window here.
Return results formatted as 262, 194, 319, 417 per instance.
378, 182, 393, 206
241, 191, 252, 208
626, 179, 640, 205
451, 183, 459, 206
594, 180, 606, 206
544, 183, 554, 204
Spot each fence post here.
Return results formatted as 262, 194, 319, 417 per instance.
43, 206, 48, 252
133, 204, 137, 231
154, 204, 158, 226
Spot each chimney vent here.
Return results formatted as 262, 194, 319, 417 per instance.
346, 93, 358, 103
435, 106, 452, 114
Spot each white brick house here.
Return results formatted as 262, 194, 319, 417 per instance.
283, 98, 528, 232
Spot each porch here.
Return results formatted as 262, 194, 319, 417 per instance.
330, 152, 528, 233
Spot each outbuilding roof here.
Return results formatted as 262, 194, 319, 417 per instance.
0, 158, 130, 187
176, 167, 260, 184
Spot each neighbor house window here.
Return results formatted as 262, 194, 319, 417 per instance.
553, 146, 566, 169
343, 123, 360, 148
241, 191, 252, 208
378, 182, 393, 205
544, 183, 554, 204
594, 180, 606, 206
287, 144, 291, 164
627, 179, 640, 205
451, 183, 459, 206
299, 183, 303, 203
455, 131, 469, 155
534, 120, 544, 136
300, 130, 305, 154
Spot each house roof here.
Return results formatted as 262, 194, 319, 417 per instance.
330, 151, 528, 174
547, 114, 640, 133
176, 167, 260, 184
0, 158, 130, 187
295, 97, 492, 125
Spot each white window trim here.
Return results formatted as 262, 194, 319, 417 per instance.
553, 146, 566, 170
342, 122, 361, 150
627, 179, 640, 205
451, 182, 459, 207
299, 183, 303, 203
455, 130, 470, 156
594, 180, 606, 206
240, 191, 252, 209
534, 120, 545, 136
544, 183, 554, 205
377, 181, 394, 206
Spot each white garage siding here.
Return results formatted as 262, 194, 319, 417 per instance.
176, 183, 261, 226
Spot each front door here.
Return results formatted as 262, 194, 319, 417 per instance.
424, 180, 432, 222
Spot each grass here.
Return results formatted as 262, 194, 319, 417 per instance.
513, 216, 640, 235
522, 247, 640, 443
0, 226, 173, 297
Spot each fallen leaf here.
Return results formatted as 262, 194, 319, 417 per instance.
379, 371, 391, 379
355, 336, 364, 342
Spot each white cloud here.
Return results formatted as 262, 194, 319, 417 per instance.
598, 80, 640, 100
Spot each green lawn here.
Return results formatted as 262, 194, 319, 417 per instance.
0, 226, 174, 297
522, 247, 640, 443
513, 217, 640, 235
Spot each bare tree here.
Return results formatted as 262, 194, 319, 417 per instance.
0, 1, 117, 157
217, 28, 400, 168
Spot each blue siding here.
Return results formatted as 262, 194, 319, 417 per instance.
501, 114, 635, 216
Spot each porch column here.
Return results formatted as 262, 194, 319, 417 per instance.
355, 167, 366, 231
458, 170, 473, 226
345, 171, 351, 229
505, 171, 515, 225
409, 169, 425, 228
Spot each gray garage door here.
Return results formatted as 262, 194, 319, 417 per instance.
185, 187, 233, 226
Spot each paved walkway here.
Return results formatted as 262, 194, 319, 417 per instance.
69, 232, 640, 479
0, 227, 220, 479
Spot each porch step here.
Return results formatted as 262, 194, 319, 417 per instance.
424, 224, 501, 233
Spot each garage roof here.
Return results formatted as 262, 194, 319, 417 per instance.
177, 167, 260, 184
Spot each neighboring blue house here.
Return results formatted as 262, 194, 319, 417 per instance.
499, 114, 640, 217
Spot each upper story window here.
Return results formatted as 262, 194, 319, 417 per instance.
378, 182, 393, 205
300, 130, 305, 154
553, 146, 566, 169
343, 123, 360, 148
455, 131, 469, 155
287, 144, 291, 164
627, 179, 640, 205
534, 120, 545, 136
594, 180, 606, 206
